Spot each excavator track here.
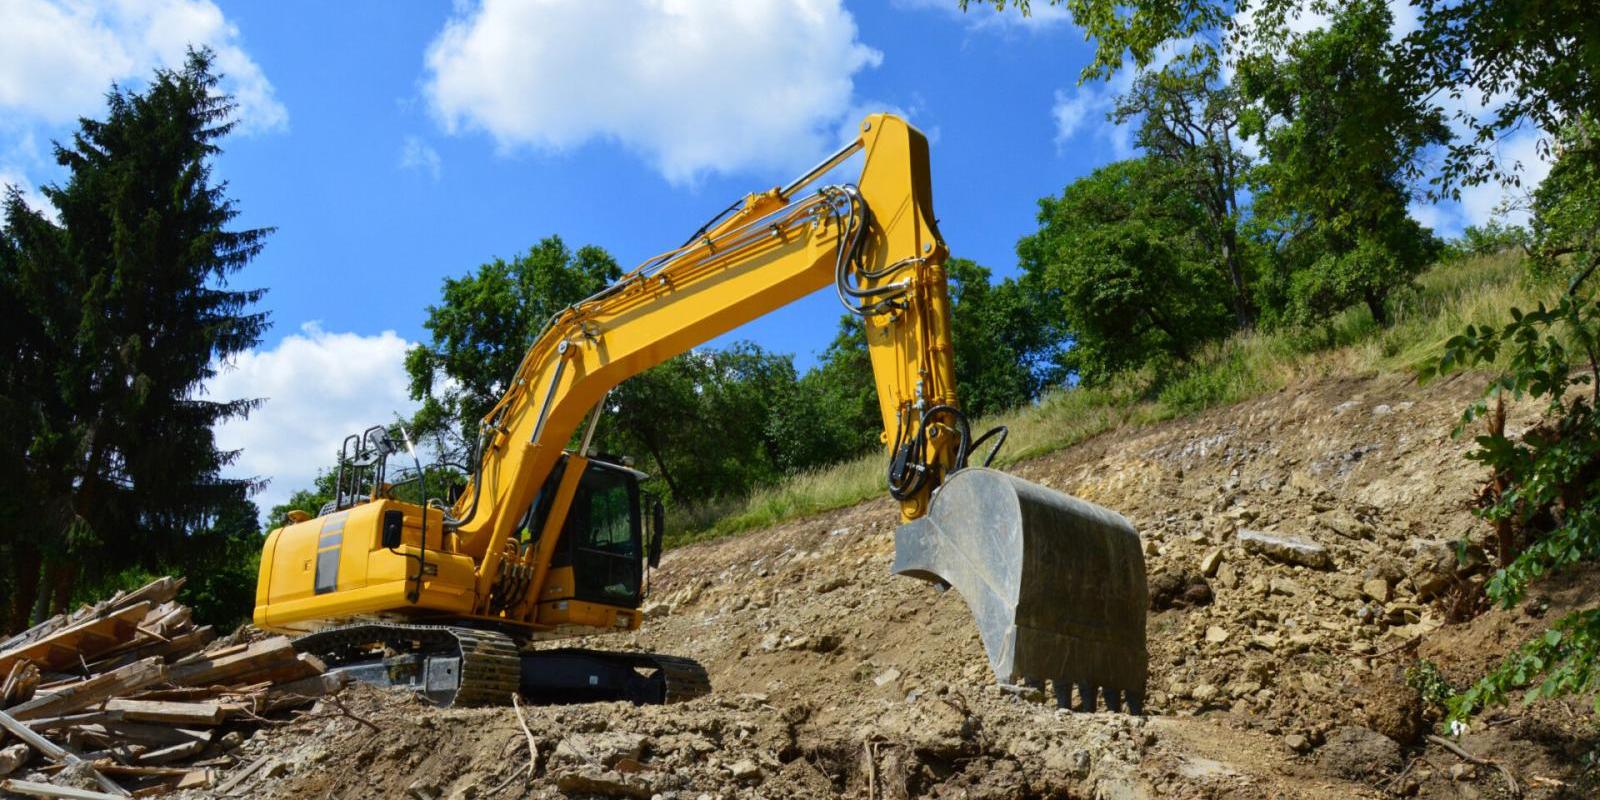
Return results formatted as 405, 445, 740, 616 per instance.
292, 623, 522, 707
530, 648, 711, 703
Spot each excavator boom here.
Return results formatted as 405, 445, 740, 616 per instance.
252, 115, 1148, 710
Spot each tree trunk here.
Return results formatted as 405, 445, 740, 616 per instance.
6, 542, 42, 634
46, 558, 78, 617
1220, 226, 1252, 328
637, 430, 682, 501
1365, 291, 1390, 326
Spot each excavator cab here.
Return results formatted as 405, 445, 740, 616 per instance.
524, 455, 664, 616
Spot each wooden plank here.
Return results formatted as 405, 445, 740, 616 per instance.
172, 641, 248, 668
166, 638, 297, 688
134, 740, 207, 765
19, 710, 125, 731
0, 779, 128, 800
0, 709, 127, 796
254, 672, 347, 713
2, 660, 40, 708
176, 769, 214, 790
213, 756, 269, 796
8, 658, 166, 721
72, 724, 210, 749
84, 626, 215, 675
230, 652, 324, 688
86, 763, 192, 778
0, 604, 154, 674
102, 699, 224, 726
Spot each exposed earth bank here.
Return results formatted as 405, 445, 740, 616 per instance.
198, 371, 1597, 799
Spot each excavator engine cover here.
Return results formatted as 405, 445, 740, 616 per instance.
892, 468, 1148, 712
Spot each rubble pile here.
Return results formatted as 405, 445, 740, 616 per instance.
0, 578, 342, 798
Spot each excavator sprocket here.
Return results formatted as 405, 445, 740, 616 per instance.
892, 468, 1148, 712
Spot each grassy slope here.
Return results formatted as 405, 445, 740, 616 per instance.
666, 252, 1540, 547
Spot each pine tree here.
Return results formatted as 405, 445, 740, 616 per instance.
0, 49, 269, 630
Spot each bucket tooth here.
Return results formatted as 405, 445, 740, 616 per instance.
892, 468, 1148, 711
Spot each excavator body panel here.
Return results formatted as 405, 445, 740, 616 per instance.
892, 468, 1148, 710
253, 499, 479, 633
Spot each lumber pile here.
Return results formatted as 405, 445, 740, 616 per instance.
0, 578, 344, 797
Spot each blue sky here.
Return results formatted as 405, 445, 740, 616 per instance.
0, 0, 1537, 511
211, 0, 1104, 369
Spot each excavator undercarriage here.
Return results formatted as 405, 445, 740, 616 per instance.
291, 622, 711, 707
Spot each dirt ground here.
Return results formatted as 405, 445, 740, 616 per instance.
192, 371, 1597, 799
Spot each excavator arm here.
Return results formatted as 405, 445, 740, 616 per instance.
450, 115, 956, 585
253, 115, 1148, 712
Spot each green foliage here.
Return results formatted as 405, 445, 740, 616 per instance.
959, 0, 1228, 82
969, 0, 1597, 197
0, 49, 268, 631
1425, 268, 1600, 718
946, 258, 1066, 417
1406, 659, 1457, 710
1444, 221, 1532, 262
1018, 158, 1233, 383
1239, 0, 1446, 326
405, 236, 621, 453
1113, 63, 1256, 326
676, 251, 1531, 548
1527, 120, 1600, 285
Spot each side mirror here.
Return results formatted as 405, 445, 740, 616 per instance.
381, 509, 405, 550
647, 498, 666, 568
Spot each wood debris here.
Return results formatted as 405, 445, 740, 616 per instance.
0, 577, 344, 796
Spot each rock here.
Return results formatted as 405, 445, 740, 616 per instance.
729, 759, 762, 782
555, 770, 654, 799
1269, 577, 1304, 596
1284, 734, 1312, 754
1320, 726, 1402, 779
1361, 578, 1391, 603
873, 668, 902, 687
814, 576, 849, 594
1216, 562, 1239, 589
1408, 540, 1488, 599
1149, 569, 1213, 610
1192, 684, 1220, 703
1200, 548, 1224, 577
1205, 626, 1230, 644
1357, 669, 1426, 745
556, 732, 648, 768
1319, 509, 1375, 540
1239, 529, 1333, 569
1249, 633, 1281, 652
786, 633, 842, 653
0, 743, 30, 778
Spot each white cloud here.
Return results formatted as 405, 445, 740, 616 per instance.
1049, 39, 1197, 159
207, 323, 419, 516
422, 0, 882, 183
0, 0, 286, 132
400, 135, 442, 180
893, 0, 1073, 32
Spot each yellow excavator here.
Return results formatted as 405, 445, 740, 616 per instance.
252, 115, 1148, 712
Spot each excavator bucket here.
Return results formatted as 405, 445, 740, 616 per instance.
892, 468, 1148, 712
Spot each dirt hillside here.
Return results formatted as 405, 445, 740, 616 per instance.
194, 371, 1596, 799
